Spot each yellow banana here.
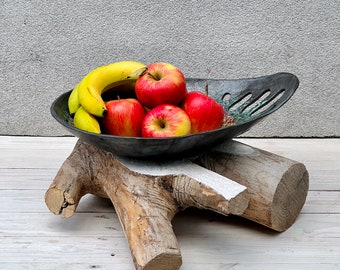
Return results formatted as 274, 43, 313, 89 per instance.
78, 60, 146, 117
68, 82, 81, 115
73, 106, 101, 134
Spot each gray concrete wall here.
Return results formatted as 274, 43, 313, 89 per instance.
1, 0, 339, 137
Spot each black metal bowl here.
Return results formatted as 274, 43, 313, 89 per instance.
51, 72, 299, 159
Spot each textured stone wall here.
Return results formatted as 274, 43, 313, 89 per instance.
1, 0, 339, 137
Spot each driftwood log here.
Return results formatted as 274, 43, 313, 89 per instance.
45, 139, 309, 270
196, 140, 309, 232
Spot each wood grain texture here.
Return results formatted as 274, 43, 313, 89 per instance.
1, 137, 339, 270
44, 140, 249, 270
196, 140, 309, 231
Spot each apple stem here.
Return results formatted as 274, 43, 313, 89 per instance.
147, 71, 161, 81
205, 68, 211, 96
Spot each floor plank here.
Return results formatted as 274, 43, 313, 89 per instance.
0, 236, 134, 267
1, 136, 340, 269
0, 168, 60, 190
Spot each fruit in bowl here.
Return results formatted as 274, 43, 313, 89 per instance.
54, 69, 298, 158
141, 104, 191, 138
135, 62, 187, 109
67, 60, 233, 139
102, 98, 146, 137
182, 91, 225, 133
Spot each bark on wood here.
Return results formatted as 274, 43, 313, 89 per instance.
196, 140, 309, 232
45, 139, 309, 269
45, 139, 249, 270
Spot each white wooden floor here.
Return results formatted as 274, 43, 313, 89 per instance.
1, 136, 339, 270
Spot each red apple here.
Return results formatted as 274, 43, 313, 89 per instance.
182, 91, 225, 133
102, 98, 146, 137
141, 104, 191, 138
135, 62, 187, 109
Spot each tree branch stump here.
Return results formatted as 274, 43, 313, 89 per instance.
45, 140, 249, 270
45, 139, 309, 269
196, 140, 309, 232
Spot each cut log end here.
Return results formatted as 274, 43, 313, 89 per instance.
45, 188, 65, 215
271, 163, 309, 232
141, 253, 182, 270
45, 187, 77, 218
228, 189, 250, 216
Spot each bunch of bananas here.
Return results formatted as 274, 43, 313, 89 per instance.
68, 61, 146, 134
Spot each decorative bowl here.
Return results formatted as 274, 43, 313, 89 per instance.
51, 72, 299, 159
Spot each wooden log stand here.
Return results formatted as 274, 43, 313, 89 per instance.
45, 139, 309, 270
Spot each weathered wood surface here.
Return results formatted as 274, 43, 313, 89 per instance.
45, 140, 249, 270
44, 138, 308, 269
196, 140, 309, 231
1, 137, 340, 270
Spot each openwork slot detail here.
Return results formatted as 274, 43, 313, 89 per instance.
241, 90, 271, 115
223, 89, 287, 124
225, 92, 253, 113
250, 89, 286, 117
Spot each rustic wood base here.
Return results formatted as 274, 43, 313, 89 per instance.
45, 139, 309, 270
196, 140, 309, 232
